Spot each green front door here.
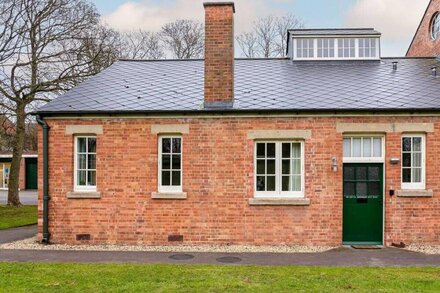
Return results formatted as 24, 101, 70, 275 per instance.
25, 158, 38, 190
343, 163, 383, 245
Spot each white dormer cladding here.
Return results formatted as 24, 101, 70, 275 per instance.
288, 29, 381, 61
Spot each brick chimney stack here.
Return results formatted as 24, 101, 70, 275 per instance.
203, 2, 235, 109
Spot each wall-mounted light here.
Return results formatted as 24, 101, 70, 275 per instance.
390, 157, 400, 165
332, 157, 338, 172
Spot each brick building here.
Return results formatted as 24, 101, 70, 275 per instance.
35, 2, 440, 246
407, 0, 440, 57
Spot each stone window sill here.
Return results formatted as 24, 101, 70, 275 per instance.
151, 192, 187, 200
249, 197, 310, 206
396, 190, 433, 198
67, 191, 101, 199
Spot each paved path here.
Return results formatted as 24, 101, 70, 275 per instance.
0, 225, 37, 244
1, 246, 439, 266
0, 190, 37, 205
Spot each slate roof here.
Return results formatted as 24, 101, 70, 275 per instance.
288, 28, 381, 36
37, 57, 440, 115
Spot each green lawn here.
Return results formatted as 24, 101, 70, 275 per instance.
0, 205, 37, 230
0, 263, 439, 292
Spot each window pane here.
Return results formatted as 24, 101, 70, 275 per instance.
88, 154, 96, 169
256, 176, 265, 191
172, 155, 181, 169
343, 138, 351, 157
353, 138, 362, 157
78, 154, 87, 169
78, 138, 86, 153
88, 138, 96, 153
282, 160, 290, 174
282, 143, 291, 158
162, 171, 170, 185
292, 159, 301, 174
267, 143, 276, 158
162, 138, 171, 153
282, 176, 290, 191
413, 137, 422, 151
257, 160, 265, 174
412, 168, 422, 183
402, 137, 412, 151
172, 138, 181, 153
267, 176, 276, 191
256, 143, 265, 158
87, 171, 96, 186
77, 171, 86, 186
292, 176, 301, 191
373, 138, 382, 157
413, 153, 422, 167
267, 159, 276, 174
162, 155, 171, 169
172, 171, 181, 186
363, 138, 371, 157
292, 144, 301, 158
402, 169, 411, 183
402, 153, 411, 167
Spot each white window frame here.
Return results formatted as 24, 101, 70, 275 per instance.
74, 136, 97, 192
158, 135, 183, 193
401, 134, 426, 190
293, 37, 380, 61
254, 141, 305, 198
343, 135, 385, 163
358, 38, 377, 58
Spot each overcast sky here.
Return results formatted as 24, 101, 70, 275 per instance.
91, 0, 430, 57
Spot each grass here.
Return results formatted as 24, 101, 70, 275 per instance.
0, 205, 37, 230
0, 263, 439, 292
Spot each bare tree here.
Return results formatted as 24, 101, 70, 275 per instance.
120, 30, 164, 60
161, 19, 204, 59
237, 14, 304, 58
236, 32, 258, 58
0, 0, 115, 206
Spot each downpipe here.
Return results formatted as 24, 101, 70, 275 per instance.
35, 115, 50, 244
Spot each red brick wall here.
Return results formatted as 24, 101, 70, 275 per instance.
407, 0, 440, 57
38, 116, 440, 246
204, 3, 234, 105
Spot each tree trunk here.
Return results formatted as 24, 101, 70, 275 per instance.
7, 102, 26, 207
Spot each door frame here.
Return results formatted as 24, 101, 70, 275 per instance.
342, 135, 386, 246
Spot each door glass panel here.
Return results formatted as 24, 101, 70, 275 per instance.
369, 182, 380, 195
356, 167, 367, 180
369, 167, 379, 181
344, 182, 355, 195
344, 166, 355, 180
356, 182, 368, 197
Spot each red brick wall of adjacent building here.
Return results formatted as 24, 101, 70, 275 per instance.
407, 0, 440, 57
37, 115, 440, 246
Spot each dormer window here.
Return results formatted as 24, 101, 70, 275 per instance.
288, 29, 381, 61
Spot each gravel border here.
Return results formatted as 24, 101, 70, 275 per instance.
405, 245, 440, 255
0, 237, 335, 254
